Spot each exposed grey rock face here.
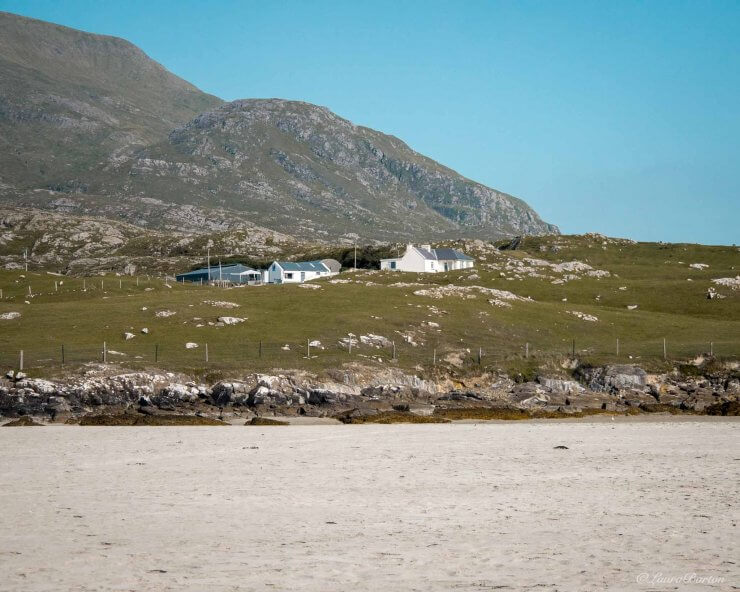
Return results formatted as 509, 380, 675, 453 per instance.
0, 207, 294, 274
2, 362, 733, 421
603, 365, 648, 390
104, 99, 557, 241
538, 377, 585, 394
579, 365, 648, 393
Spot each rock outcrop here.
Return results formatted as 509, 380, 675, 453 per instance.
1, 359, 736, 422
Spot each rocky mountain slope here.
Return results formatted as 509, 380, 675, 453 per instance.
98, 99, 559, 241
0, 11, 222, 189
0, 207, 298, 274
0, 11, 557, 242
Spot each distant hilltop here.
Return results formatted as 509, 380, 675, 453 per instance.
0, 11, 558, 242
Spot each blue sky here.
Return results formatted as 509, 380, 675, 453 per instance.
2, 0, 739, 244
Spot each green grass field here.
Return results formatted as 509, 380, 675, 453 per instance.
0, 235, 738, 378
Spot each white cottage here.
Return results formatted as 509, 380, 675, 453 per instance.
380, 244, 474, 273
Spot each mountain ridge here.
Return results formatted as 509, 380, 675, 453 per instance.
0, 11, 558, 241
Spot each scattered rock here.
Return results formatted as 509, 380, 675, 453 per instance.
711, 276, 740, 290
3, 416, 43, 427
218, 316, 246, 325
155, 310, 176, 318
359, 334, 393, 348
567, 310, 598, 322
203, 300, 240, 308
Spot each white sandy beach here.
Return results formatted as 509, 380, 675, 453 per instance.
1, 420, 738, 591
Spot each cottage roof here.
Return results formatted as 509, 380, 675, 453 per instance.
276, 260, 329, 272
433, 248, 474, 261
415, 247, 437, 260
321, 258, 342, 273
177, 263, 255, 279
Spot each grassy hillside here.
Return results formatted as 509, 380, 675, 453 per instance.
0, 234, 737, 378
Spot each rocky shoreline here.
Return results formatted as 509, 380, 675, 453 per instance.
2, 357, 738, 425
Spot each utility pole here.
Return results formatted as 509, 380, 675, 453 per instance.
207, 247, 211, 284
354, 244, 357, 269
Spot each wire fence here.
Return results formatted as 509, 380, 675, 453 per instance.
1, 335, 737, 373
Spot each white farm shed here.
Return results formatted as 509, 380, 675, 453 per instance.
264, 260, 339, 284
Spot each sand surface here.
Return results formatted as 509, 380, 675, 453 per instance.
1, 421, 738, 591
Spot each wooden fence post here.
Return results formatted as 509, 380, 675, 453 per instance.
663, 337, 667, 360
103, 341, 107, 363
61, 345, 65, 366
155, 344, 159, 363
205, 343, 209, 363
19, 350, 23, 371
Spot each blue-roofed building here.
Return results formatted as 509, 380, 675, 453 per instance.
265, 259, 340, 284
175, 263, 261, 284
